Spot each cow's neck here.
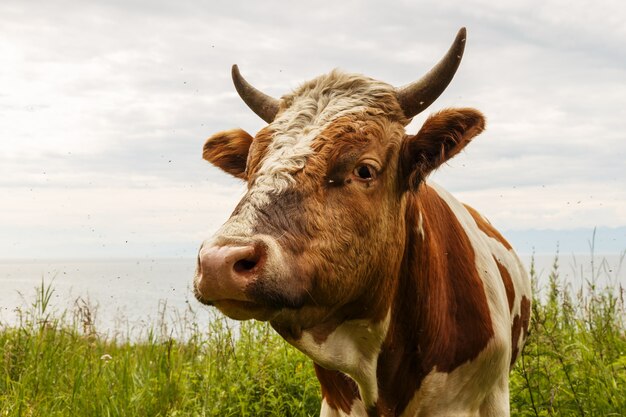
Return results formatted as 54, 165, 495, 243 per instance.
293, 308, 392, 415
310, 183, 494, 416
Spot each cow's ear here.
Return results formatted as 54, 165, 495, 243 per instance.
400, 108, 485, 191
202, 129, 253, 179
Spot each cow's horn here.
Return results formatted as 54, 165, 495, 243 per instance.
396, 27, 467, 119
232, 65, 280, 123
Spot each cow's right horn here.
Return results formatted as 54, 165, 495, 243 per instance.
396, 27, 467, 119
232, 65, 280, 123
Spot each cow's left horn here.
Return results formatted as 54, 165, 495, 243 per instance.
396, 27, 467, 119
232, 65, 280, 123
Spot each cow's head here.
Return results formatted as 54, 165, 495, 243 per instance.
194, 28, 485, 340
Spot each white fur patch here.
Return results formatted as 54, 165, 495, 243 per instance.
416, 210, 425, 238
401, 339, 511, 417
320, 398, 368, 417
294, 309, 391, 410
254, 71, 396, 194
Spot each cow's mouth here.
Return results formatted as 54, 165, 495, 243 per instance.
216, 299, 281, 321
199, 297, 279, 321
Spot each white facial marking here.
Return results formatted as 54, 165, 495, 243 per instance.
217, 71, 397, 241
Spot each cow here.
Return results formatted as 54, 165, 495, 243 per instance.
194, 27, 531, 417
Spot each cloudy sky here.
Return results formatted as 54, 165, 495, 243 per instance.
1, 0, 625, 259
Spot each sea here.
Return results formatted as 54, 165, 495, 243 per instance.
1, 254, 624, 338
0, 258, 203, 339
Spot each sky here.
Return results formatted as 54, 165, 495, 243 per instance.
1, 0, 625, 259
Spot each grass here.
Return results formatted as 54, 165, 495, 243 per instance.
1, 288, 319, 416
510, 249, 626, 416
1, 251, 625, 416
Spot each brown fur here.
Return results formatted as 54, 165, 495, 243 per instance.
494, 256, 515, 312
510, 314, 522, 368
520, 295, 531, 340
465, 204, 513, 251
245, 126, 275, 179
315, 365, 360, 413
373, 184, 495, 414
252, 115, 406, 335
308, 183, 499, 415
202, 129, 253, 179
510, 296, 531, 366
401, 108, 485, 190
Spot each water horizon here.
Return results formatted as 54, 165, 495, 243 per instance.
1, 253, 624, 338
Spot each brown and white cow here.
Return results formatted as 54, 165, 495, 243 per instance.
194, 28, 531, 417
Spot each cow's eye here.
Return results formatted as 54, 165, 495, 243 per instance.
353, 164, 376, 181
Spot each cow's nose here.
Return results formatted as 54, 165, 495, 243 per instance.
196, 243, 266, 301
201, 244, 263, 275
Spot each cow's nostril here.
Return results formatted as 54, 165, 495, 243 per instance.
234, 258, 257, 272
233, 247, 263, 274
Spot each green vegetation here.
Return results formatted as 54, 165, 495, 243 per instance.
1, 252, 625, 416
0, 287, 319, 416
511, 251, 626, 416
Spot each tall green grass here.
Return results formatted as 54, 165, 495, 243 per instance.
1, 251, 625, 416
510, 250, 626, 416
0, 284, 319, 416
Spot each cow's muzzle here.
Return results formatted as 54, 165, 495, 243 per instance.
195, 240, 265, 296
194, 236, 294, 320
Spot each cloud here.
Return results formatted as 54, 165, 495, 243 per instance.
0, 181, 246, 258
1, 0, 625, 257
